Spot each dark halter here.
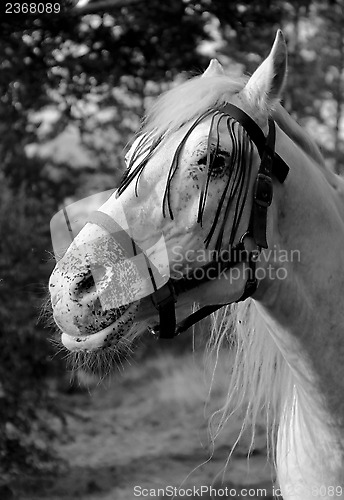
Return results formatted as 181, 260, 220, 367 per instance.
89, 103, 289, 339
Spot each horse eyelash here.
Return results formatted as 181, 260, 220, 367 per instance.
118, 135, 163, 196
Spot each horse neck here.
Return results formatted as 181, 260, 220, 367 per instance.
255, 124, 344, 494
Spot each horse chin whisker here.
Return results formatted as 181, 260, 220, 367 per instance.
39, 290, 57, 330
44, 250, 58, 264
56, 319, 145, 381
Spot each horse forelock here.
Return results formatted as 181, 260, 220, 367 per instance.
142, 75, 246, 138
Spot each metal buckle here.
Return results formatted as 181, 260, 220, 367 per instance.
254, 173, 273, 208
147, 325, 160, 338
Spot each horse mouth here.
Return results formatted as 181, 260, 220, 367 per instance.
61, 302, 140, 351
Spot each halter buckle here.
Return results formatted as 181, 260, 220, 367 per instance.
151, 281, 177, 339
151, 280, 176, 310
254, 173, 273, 208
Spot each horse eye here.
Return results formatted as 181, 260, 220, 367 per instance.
210, 153, 230, 177
197, 150, 230, 178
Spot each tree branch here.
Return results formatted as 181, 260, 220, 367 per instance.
71, 0, 144, 16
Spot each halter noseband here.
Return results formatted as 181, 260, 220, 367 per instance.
88, 103, 289, 339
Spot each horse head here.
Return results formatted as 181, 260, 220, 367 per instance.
49, 31, 288, 353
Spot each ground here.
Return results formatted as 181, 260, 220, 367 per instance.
20, 349, 276, 500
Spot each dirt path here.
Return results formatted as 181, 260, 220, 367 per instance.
21, 353, 276, 500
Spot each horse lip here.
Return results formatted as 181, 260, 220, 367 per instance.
60, 302, 139, 351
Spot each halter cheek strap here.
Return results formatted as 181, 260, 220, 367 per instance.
223, 104, 286, 249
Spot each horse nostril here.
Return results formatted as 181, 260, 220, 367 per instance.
72, 266, 109, 299
72, 271, 97, 298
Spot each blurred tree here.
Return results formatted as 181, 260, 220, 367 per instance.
0, 0, 209, 188
276, 0, 344, 172
310, 0, 344, 172
0, 180, 65, 486
208, 0, 344, 173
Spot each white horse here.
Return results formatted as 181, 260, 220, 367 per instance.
49, 31, 344, 499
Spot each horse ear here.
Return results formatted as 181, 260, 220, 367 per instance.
242, 30, 287, 108
202, 59, 225, 78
